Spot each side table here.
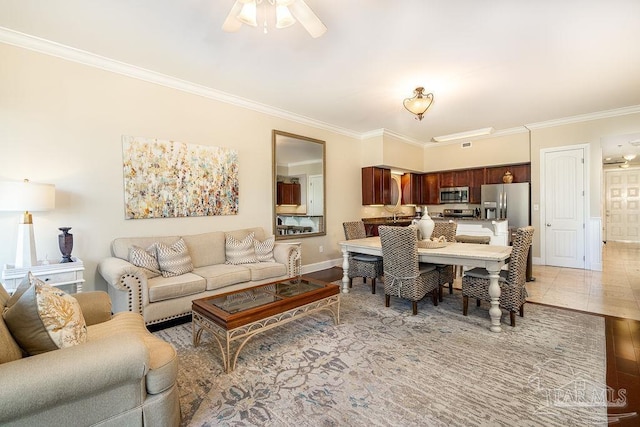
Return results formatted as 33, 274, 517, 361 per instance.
2, 258, 85, 294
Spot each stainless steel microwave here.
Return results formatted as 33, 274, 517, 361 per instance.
439, 186, 469, 204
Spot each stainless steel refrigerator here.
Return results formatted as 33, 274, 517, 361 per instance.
481, 181, 533, 280
481, 182, 530, 228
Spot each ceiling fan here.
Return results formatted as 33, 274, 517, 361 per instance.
222, 0, 327, 38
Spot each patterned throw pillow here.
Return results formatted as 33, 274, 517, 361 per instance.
156, 238, 194, 278
225, 232, 258, 265
254, 236, 276, 262
128, 243, 161, 278
3, 273, 87, 355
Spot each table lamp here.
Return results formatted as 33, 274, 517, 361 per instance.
0, 179, 55, 268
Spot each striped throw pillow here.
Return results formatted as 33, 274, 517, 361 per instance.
254, 236, 275, 262
128, 244, 161, 278
225, 232, 258, 265
156, 238, 194, 277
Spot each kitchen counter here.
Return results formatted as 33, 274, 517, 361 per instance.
433, 217, 509, 245
361, 216, 416, 236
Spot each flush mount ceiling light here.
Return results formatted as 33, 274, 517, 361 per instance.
623, 153, 637, 161
403, 87, 434, 121
432, 127, 495, 142
223, 0, 327, 38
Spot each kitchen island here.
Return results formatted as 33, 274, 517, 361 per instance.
433, 217, 509, 246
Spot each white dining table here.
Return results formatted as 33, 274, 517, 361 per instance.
339, 237, 513, 333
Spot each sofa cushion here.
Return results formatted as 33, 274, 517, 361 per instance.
225, 227, 266, 243
182, 231, 226, 268
156, 238, 194, 277
192, 264, 252, 291
254, 235, 276, 262
3, 273, 87, 355
87, 311, 177, 395
225, 232, 258, 265
128, 244, 161, 279
111, 236, 179, 260
0, 284, 23, 364
147, 273, 206, 303
246, 262, 287, 281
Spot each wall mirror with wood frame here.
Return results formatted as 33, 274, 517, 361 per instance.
272, 130, 326, 240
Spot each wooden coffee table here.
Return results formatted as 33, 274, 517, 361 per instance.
192, 276, 340, 372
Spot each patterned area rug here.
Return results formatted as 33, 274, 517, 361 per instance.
153, 280, 608, 426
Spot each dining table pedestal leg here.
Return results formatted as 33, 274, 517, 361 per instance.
341, 247, 351, 294
487, 266, 503, 333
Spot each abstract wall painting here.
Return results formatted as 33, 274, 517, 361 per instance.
122, 136, 239, 219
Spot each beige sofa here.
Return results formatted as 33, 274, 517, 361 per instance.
0, 285, 180, 426
98, 227, 300, 325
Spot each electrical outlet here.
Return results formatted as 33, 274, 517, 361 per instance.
319, 245, 324, 253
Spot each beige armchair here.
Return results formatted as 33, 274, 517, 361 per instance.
0, 283, 180, 426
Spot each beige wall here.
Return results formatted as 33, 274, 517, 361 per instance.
0, 43, 363, 291
423, 131, 530, 171
381, 133, 424, 172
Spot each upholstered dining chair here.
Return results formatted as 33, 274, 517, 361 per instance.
378, 225, 439, 315
431, 221, 458, 300
342, 221, 383, 294
461, 226, 535, 326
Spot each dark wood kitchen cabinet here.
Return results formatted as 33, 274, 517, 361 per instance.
420, 173, 439, 205
469, 168, 485, 203
401, 173, 422, 205
362, 167, 392, 205
277, 182, 301, 205
439, 170, 470, 187
485, 163, 531, 184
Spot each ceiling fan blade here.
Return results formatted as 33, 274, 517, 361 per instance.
289, 0, 327, 38
222, 1, 244, 33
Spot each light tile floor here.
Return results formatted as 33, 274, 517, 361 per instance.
525, 242, 640, 321
451, 242, 640, 320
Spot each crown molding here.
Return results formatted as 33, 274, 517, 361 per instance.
525, 105, 640, 130
361, 129, 426, 147
0, 27, 361, 139
3, 27, 640, 145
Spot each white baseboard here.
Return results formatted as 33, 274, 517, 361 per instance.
301, 258, 342, 275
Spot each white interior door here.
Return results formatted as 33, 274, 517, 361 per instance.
544, 148, 586, 268
308, 175, 323, 216
605, 169, 640, 242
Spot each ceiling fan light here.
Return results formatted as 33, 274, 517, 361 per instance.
620, 162, 630, 168
403, 87, 434, 121
276, 5, 296, 28
623, 153, 637, 161
237, 1, 257, 27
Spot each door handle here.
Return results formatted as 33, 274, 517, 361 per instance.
546, 223, 551, 227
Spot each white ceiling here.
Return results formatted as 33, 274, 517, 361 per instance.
2, 0, 640, 161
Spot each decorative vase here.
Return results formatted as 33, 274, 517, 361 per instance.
417, 208, 435, 241
58, 227, 73, 263
503, 171, 514, 183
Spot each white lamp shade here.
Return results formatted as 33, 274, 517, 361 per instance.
0, 180, 55, 212
237, 0, 257, 26
276, 5, 296, 28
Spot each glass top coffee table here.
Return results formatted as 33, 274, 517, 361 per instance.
192, 276, 340, 372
